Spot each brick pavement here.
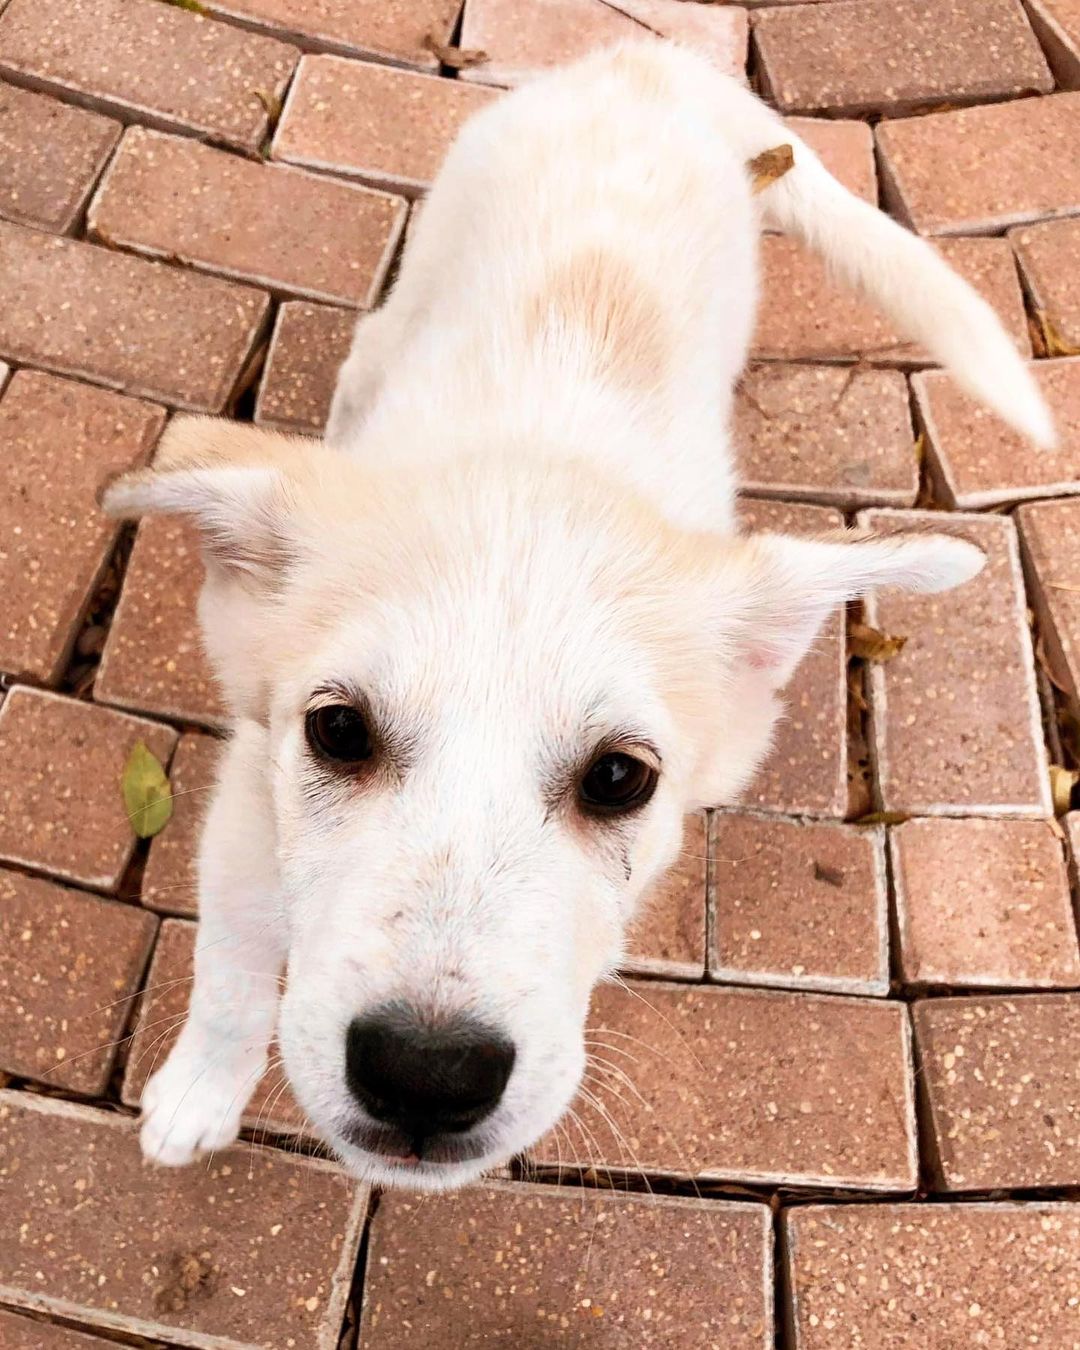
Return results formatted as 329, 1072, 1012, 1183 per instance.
1, 1, 1078, 1345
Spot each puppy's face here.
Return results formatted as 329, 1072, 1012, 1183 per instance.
106, 420, 983, 1190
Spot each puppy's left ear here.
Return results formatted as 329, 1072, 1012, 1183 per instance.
102, 416, 317, 584
716, 529, 986, 687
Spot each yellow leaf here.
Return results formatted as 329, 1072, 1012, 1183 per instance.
1037, 311, 1080, 359
423, 34, 489, 68
1049, 764, 1079, 815
850, 621, 908, 663
748, 144, 795, 194
122, 741, 173, 840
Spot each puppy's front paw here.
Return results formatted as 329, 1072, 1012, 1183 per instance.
140, 1050, 255, 1167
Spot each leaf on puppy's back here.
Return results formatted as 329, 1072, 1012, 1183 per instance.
122, 741, 173, 840
748, 144, 795, 194
850, 621, 908, 663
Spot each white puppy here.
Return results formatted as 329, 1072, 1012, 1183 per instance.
104, 41, 1052, 1192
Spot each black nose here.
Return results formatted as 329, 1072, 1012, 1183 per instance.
345, 1008, 515, 1141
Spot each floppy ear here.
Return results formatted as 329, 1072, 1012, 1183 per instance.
101, 416, 315, 584
719, 529, 986, 687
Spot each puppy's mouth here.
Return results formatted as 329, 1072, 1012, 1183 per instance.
339, 1117, 493, 1170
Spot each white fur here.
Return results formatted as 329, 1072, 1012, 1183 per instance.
103, 42, 1046, 1191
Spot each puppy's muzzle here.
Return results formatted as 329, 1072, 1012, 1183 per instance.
345, 1006, 515, 1152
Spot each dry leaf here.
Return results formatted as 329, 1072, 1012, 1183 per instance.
1036, 310, 1080, 359
162, 0, 208, 11
1035, 633, 1071, 695
855, 811, 910, 826
1048, 581, 1080, 594
423, 34, 489, 68
813, 861, 845, 887
1050, 763, 1079, 815
122, 741, 173, 840
748, 144, 795, 194
913, 432, 926, 466
850, 621, 908, 663
251, 87, 282, 121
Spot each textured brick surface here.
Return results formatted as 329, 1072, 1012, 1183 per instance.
361, 1184, 772, 1347
735, 364, 918, 508
786, 1203, 1080, 1347
786, 116, 876, 204
1019, 495, 1080, 709
877, 92, 1080, 234
1012, 215, 1080, 352
892, 818, 1080, 987
0, 688, 176, 892
1024, 0, 1080, 88
0, 1311, 118, 1348
531, 980, 917, 1190
0, 220, 269, 412
738, 499, 847, 819
95, 518, 226, 728
0, 81, 119, 234
200, 0, 460, 70
754, 235, 1029, 362
0, 0, 296, 155
711, 814, 888, 995
459, 0, 749, 88
860, 511, 1051, 817
254, 301, 355, 436
915, 357, 1080, 509
0, 869, 156, 1093
754, 0, 1051, 117
140, 733, 221, 918
914, 995, 1080, 1189
623, 813, 707, 978
0, 371, 163, 684
274, 57, 499, 197
121, 918, 305, 1139
0, 1090, 365, 1347
90, 128, 407, 308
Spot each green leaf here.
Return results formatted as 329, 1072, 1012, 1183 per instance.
122, 741, 173, 839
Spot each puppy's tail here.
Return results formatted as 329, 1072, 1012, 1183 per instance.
723, 85, 1054, 448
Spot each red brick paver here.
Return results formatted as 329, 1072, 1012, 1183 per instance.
254, 301, 356, 435
914, 994, 1080, 1190
892, 817, 1080, 987
0, 688, 176, 892
915, 356, 1080, 509
623, 813, 707, 978
0, 1090, 366, 1348
95, 519, 226, 728
361, 1184, 772, 1347
199, 0, 460, 71
735, 364, 918, 508
0, 221, 269, 412
877, 91, 1080, 234
0, 1311, 118, 1349
711, 813, 888, 995
0, 869, 156, 1094
754, 0, 1051, 117
785, 116, 876, 205
530, 980, 917, 1190
1025, 0, 1080, 87
0, 82, 119, 235
140, 733, 221, 919
0, 0, 297, 156
459, 0, 749, 88
785, 1203, 1080, 1347
89, 128, 407, 308
859, 511, 1051, 817
738, 499, 848, 818
1012, 215, 1080, 352
0, 371, 163, 685
754, 236, 1030, 363
274, 57, 500, 197
1019, 495, 1080, 708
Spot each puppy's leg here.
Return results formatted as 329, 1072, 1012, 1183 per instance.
140, 722, 287, 1166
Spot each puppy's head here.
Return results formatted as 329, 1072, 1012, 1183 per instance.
105, 417, 983, 1189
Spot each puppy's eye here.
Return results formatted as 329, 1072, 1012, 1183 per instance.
306, 704, 373, 764
579, 752, 657, 814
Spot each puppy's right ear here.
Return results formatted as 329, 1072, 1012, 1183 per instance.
101, 416, 315, 585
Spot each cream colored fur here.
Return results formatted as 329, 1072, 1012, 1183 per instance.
103, 41, 1046, 1191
